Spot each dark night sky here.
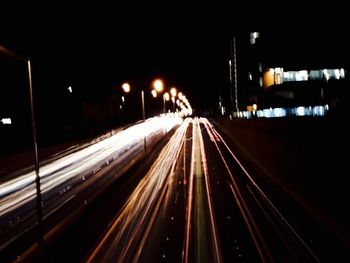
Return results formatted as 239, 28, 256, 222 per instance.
1, 6, 348, 112
1, 12, 233, 113
1, 5, 348, 152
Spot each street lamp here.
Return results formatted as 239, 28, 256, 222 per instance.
121, 79, 164, 153
170, 87, 177, 112
163, 92, 170, 113
121, 81, 146, 121
151, 89, 157, 98
122, 82, 131, 93
121, 79, 166, 120
121, 82, 146, 152
170, 87, 177, 97
152, 78, 166, 115
153, 79, 164, 93
0, 45, 43, 245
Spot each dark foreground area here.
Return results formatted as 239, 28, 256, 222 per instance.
212, 114, 350, 248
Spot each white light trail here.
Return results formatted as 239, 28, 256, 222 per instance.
0, 116, 183, 217
1, 118, 12, 125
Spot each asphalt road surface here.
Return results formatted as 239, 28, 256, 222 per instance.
4, 116, 349, 262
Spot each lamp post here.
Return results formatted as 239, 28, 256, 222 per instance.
122, 81, 147, 121
141, 89, 145, 121
122, 80, 164, 154
122, 81, 144, 119
0, 46, 43, 245
121, 79, 164, 151
28, 59, 44, 245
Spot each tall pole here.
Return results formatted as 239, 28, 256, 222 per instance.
233, 37, 239, 112
229, 37, 239, 114
141, 90, 145, 120
172, 97, 175, 112
28, 59, 44, 245
163, 94, 166, 114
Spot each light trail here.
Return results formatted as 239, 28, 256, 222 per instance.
183, 118, 222, 263
0, 116, 182, 248
182, 119, 196, 263
201, 118, 271, 263
87, 118, 190, 262
197, 118, 222, 263
203, 119, 321, 262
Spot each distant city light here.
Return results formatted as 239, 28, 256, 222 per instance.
235, 105, 328, 119
1, 118, 12, 125
296, 106, 306, 116
68, 86, 72, 93
274, 108, 286, 117
259, 77, 263, 87
323, 69, 329, 81
121, 96, 125, 102
221, 105, 225, 115
340, 68, 345, 78
274, 67, 283, 74
334, 69, 340, 79
282, 68, 345, 84
250, 32, 260, 45
296, 70, 308, 81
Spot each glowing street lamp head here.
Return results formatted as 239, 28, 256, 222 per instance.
170, 87, 177, 97
151, 89, 157, 98
153, 79, 164, 93
122, 82, 131, 93
164, 92, 170, 101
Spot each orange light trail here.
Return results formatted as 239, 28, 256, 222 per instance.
197, 118, 222, 263
88, 118, 190, 262
182, 118, 222, 263
201, 118, 271, 262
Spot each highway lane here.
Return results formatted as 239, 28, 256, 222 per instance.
204, 118, 350, 262
87, 118, 191, 262
88, 117, 251, 262
198, 118, 262, 262
5, 115, 345, 262
88, 117, 350, 262
0, 115, 182, 261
